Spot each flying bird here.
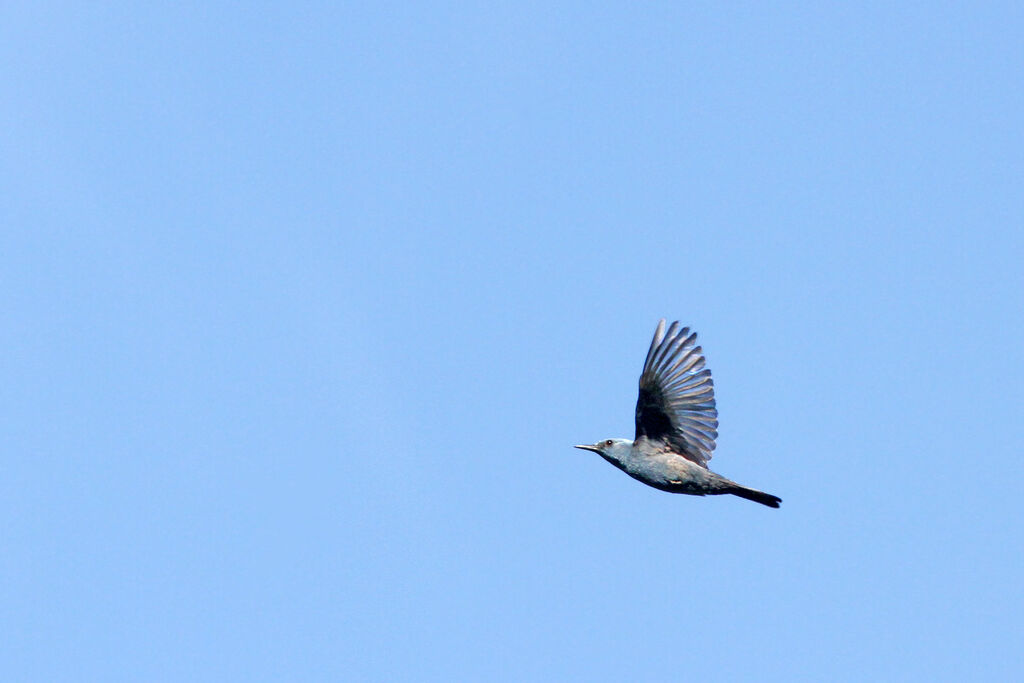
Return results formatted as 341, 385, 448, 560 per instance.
575, 319, 781, 508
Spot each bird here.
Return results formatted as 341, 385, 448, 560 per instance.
575, 319, 781, 508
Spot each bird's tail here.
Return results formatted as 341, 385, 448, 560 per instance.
726, 485, 782, 508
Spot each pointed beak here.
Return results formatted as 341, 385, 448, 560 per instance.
574, 444, 601, 453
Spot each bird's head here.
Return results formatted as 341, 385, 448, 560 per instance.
574, 438, 633, 464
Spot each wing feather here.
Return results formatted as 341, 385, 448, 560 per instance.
634, 319, 719, 467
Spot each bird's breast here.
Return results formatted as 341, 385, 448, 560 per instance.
623, 450, 708, 489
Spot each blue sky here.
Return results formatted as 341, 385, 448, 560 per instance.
3, 2, 1023, 680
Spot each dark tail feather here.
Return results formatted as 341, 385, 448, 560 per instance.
728, 486, 782, 508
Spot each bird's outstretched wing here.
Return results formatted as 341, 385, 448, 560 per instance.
635, 319, 718, 467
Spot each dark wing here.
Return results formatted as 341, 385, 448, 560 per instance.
635, 319, 718, 467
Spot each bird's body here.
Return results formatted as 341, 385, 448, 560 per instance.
576, 320, 781, 508
600, 437, 731, 493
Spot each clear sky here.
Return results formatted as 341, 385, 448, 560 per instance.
3, 2, 1023, 681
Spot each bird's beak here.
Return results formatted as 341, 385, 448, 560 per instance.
574, 444, 601, 453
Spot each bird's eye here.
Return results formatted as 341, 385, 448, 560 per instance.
605, 440, 614, 447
